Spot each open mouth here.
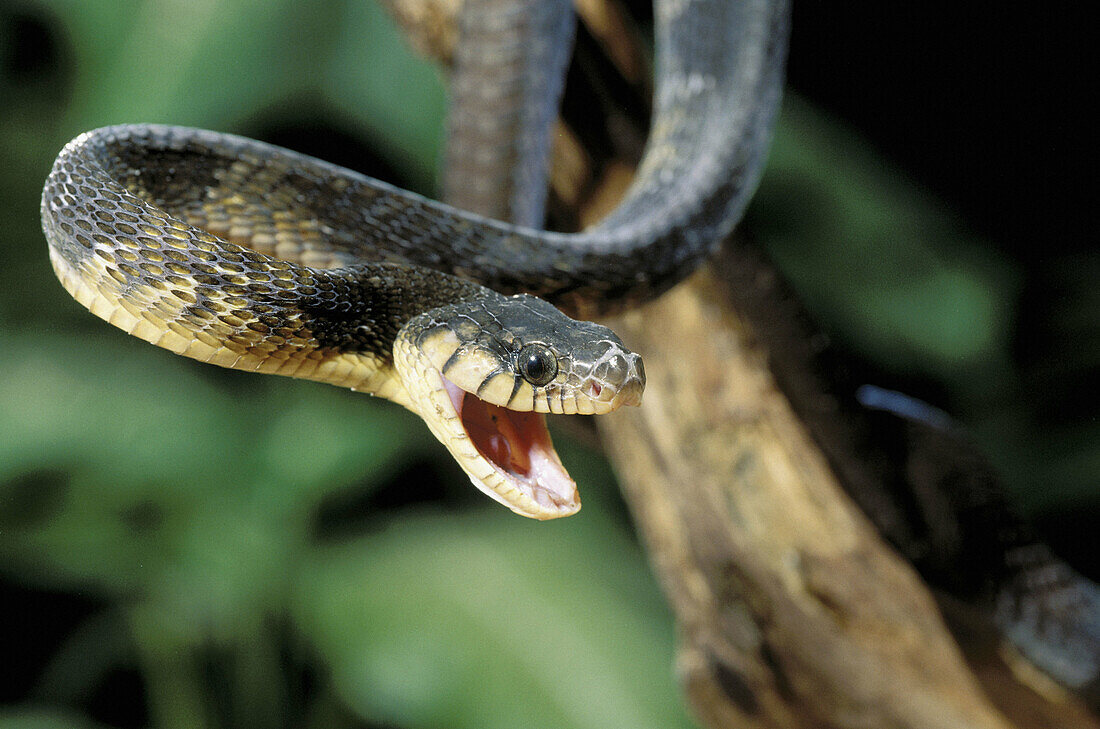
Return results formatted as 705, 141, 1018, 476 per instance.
441, 376, 579, 517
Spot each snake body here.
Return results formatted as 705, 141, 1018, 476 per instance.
857, 387, 1100, 704
41, 125, 646, 519
41, 0, 789, 519
38, 0, 1100, 706
442, 0, 577, 226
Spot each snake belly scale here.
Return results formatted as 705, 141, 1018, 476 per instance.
41, 0, 789, 518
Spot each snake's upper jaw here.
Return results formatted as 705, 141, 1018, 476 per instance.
393, 337, 580, 520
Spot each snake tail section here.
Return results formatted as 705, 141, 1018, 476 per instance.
443, 0, 576, 227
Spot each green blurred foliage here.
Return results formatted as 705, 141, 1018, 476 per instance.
751, 98, 1099, 510
759, 97, 1018, 379
1, 0, 1095, 728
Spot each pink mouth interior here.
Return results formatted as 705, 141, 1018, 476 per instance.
442, 378, 577, 508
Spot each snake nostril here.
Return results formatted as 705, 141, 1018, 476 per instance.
585, 380, 603, 399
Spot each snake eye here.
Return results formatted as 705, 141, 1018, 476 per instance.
517, 344, 558, 386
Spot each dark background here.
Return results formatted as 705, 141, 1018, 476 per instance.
793, 1, 1094, 262
785, 0, 1096, 554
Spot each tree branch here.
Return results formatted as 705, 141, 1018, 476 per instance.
599, 252, 1011, 728
377, 1, 1099, 726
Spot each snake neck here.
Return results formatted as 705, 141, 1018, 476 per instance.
302, 263, 497, 363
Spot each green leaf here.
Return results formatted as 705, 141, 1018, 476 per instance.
0, 709, 105, 729
322, 0, 448, 191
44, 0, 343, 135
293, 510, 694, 729
0, 330, 423, 592
753, 94, 1019, 383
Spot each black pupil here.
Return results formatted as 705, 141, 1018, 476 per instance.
520, 346, 556, 385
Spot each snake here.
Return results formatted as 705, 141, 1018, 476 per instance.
40, 0, 789, 521
38, 0, 1100, 707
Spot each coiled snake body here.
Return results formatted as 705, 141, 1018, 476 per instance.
39, 0, 1100, 707
40, 0, 788, 519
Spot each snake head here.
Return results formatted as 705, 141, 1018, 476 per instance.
393, 293, 644, 520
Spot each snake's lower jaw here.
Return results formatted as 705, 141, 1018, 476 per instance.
443, 376, 582, 519
394, 339, 581, 520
